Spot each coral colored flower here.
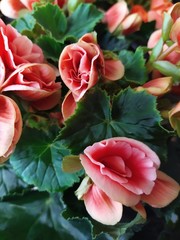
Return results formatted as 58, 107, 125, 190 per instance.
61, 91, 77, 121
169, 102, 180, 136
130, 5, 148, 22
0, 19, 44, 70
1, 63, 61, 110
136, 77, 172, 97
0, 95, 22, 163
80, 137, 179, 213
59, 32, 104, 102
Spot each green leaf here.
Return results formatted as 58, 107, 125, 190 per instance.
0, 191, 92, 240
37, 35, 65, 62
0, 163, 28, 199
162, 12, 173, 42
11, 12, 36, 33
119, 47, 148, 85
65, 3, 103, 39
59, 88, 167, 156
33, 3, 67, 39
10, 128, 82, 192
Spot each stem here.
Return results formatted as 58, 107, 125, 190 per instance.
157, 42, 178, 60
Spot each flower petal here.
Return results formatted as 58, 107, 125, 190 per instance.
141, 170, 180, 208
104, 59, 124, 81
83, 184, 123, 225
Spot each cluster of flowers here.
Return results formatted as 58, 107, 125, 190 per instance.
0, 0, 180, 226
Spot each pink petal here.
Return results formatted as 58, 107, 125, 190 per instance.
61, 91, 77, 121
83, 184, 123, 225
104, 59, 125, 81
0, 95, 22, 161
141, 170, 180, 208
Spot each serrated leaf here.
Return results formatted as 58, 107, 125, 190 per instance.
11, 13, 36, 33
37, 35, 65, 61
0, 163, 28, 199
33, 3, 67, 38
119, 47, 148, 85
0, 192, 91, 240
65, 3, 103, 39
10, 128, 82, 192
59, 88, 167, 156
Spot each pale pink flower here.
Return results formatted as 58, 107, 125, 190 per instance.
79, 137, 179, 224
59, 32, 104, 102
0, 95, 22, 163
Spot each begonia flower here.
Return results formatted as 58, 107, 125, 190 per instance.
0, 95, 22, 163
59, 32, 104, 102
1, 63, 61, 110
78, 137, 179, 224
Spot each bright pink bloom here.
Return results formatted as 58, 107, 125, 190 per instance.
0, 95, 22, 163
1, 63, 61, 110
0, 19, 44, 70
80, 137, 179, 209
59, 33, 104, 102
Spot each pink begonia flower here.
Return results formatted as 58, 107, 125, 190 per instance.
0, 19, 44, 70
136, 77, 172, 97
104, 59, 124, 81
0, 0, 66, 18
1, 63, 61, 110
79, 137, 179, 224
59, 32, 104, 102
0, 95, 22, 163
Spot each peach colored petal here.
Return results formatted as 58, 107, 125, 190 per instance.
0, 95, 22, 162
131, 5, 148, 22
141, 170, 180, 208
61, 91, 77, 121
168, 2, 180, 22
104, 59, 125, 81
83, 184, 123, 225
131, 202, 147, 219
103, 0, 129, 33
136, 77, 172, 97
147, 29, 162, 49
169, 101, 180, 134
